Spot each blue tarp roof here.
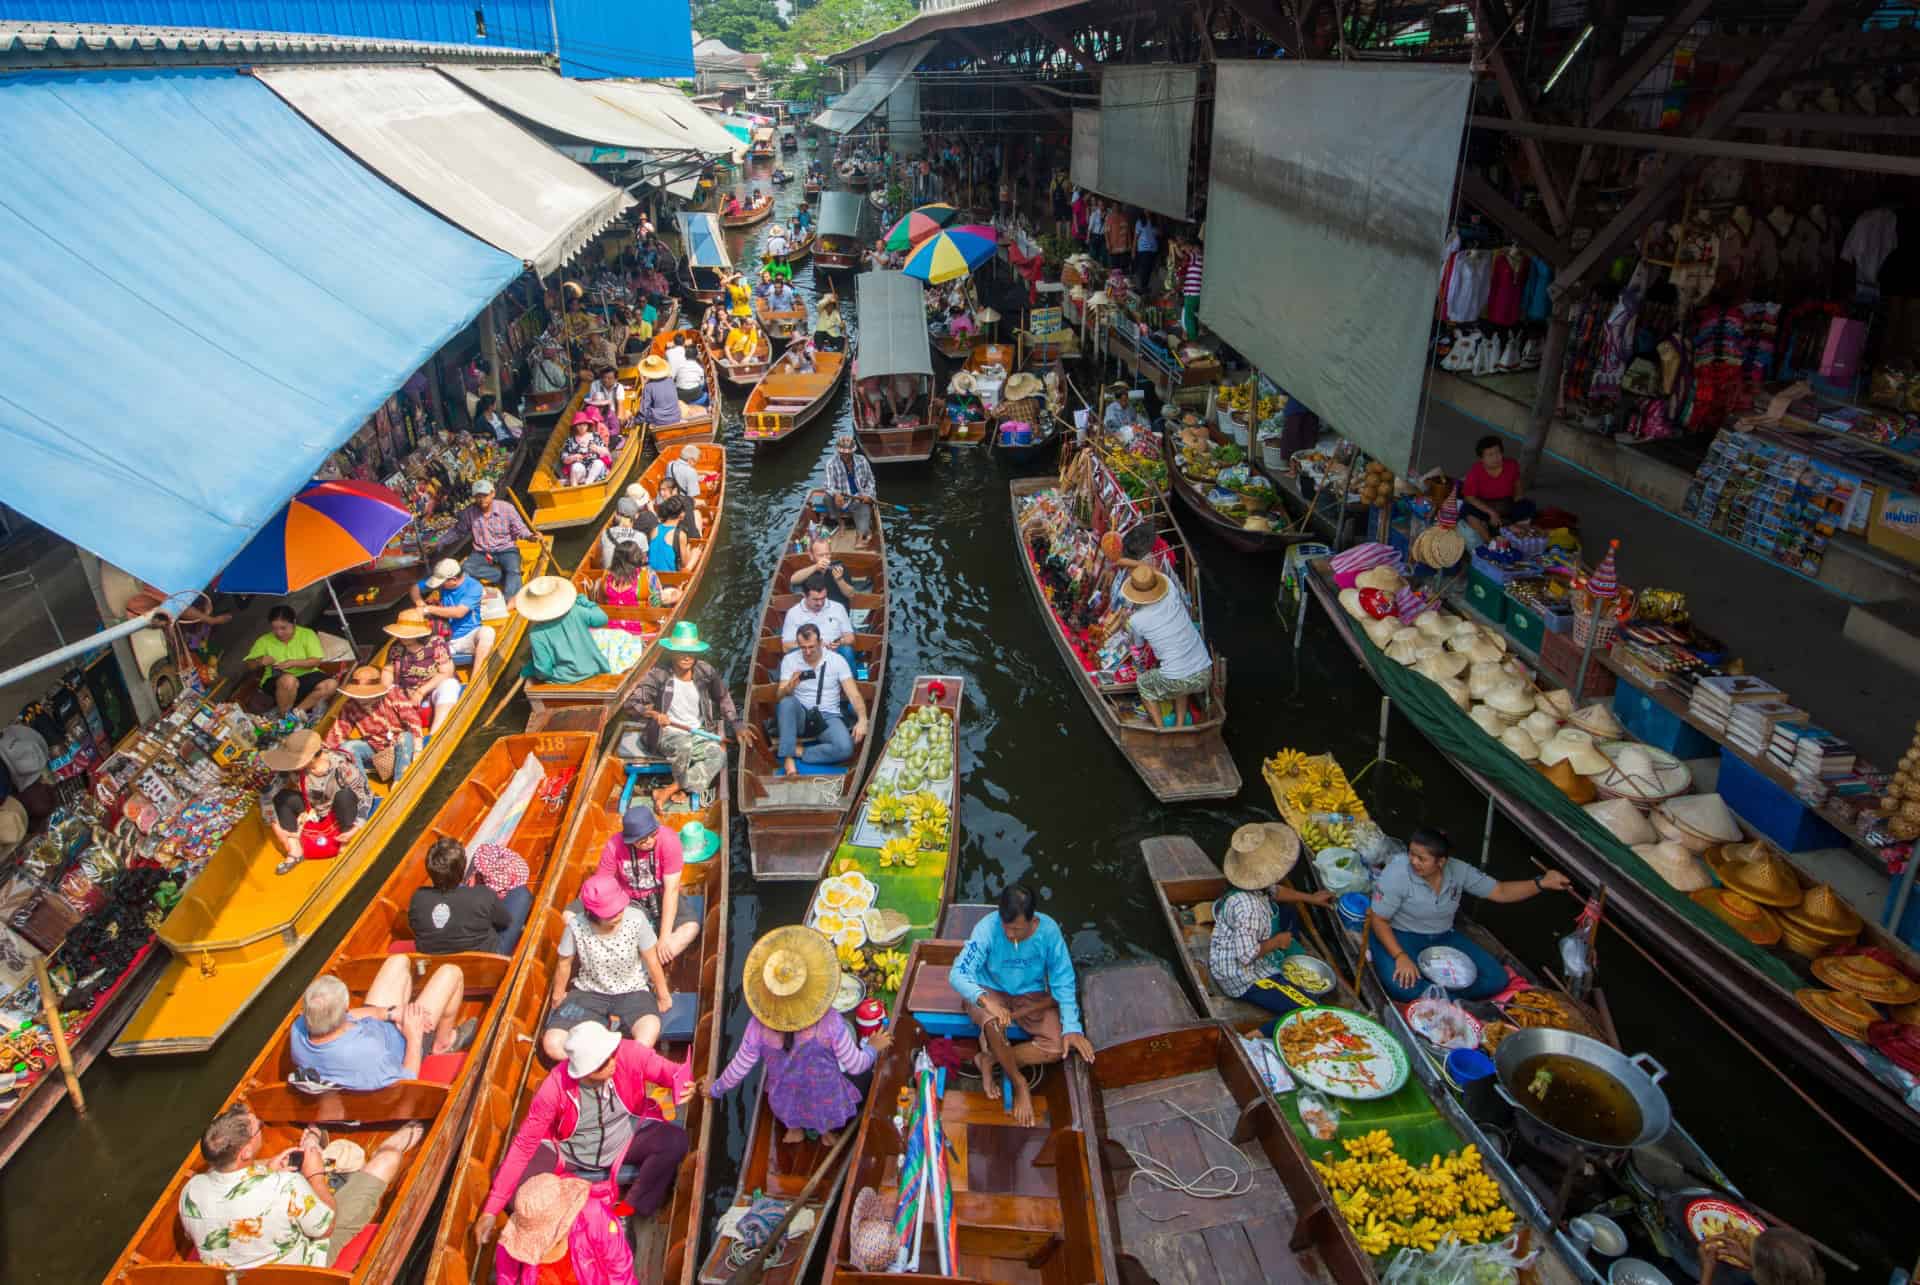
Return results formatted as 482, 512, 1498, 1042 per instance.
0, 69, 522, 593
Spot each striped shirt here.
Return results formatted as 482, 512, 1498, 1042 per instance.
1182, 250, 1204, 296
1209, 890, 1283, 998
457, 500, 532, 554
324, 692, 423, 754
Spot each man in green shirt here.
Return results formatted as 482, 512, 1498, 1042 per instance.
244, 605, 337, 717
516, 577, 612, 686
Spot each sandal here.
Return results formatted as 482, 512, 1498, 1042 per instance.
276, 855, 302, 876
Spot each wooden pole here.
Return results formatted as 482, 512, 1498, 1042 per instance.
729, 1125, 858, 1285
1351, 916, 1372, 999
30, 958, 84, 1116
1516, 308, 1571, 489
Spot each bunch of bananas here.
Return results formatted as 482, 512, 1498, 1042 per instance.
870, 947, 908, 993
867, 789, 910, 826
838, 942, 867, 972
1216, 383, 1255, 411
1265, 748, 1308, 778
878, 836, 919, 869
1311, 1132, 1517, 1257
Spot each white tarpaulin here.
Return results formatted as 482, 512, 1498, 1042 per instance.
1098, 64, 1196, 218
589, 80, 742, 155
813, 40, 934, 133
889, 77, 922, 156
438, 65, 716, 154
1071, 109, 1100, 193
259, 66, 629, 276
1202, 61, 1471, 472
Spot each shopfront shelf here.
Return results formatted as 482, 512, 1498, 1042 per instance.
1717, 750, 1850, 853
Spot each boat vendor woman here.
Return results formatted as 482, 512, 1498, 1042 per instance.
814, 292, 844, 352
1369, 827, 1572, 1001
1209, 823, 1336, 1020
258, 729, 374, 876
1117, 564, 1211, 729
707, 926, 891, 1144
1460, 434, 1537, 542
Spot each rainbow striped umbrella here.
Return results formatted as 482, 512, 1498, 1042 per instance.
883, 203, 963, 251
223, 480, 413, 594
899, 224, 999, 285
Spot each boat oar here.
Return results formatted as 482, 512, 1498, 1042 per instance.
728, 1125, 857, 1285
30, 958, 84, 1116
479, 534, 559, 728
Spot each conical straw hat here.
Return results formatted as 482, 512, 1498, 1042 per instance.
1522, 711, 1562, 742
1535, 689, 1575, 719
1632, 840, 1712, 891
1714, 850, 1803, 908
1659, 795, 1743, 845
1568, 702, 1626, 739
1500, 727, 1540, 761
1689, 888, 1783, 946
1584, 798, 1657, 846
1778, 884, 1864, 937
1595, 742, 1691, 801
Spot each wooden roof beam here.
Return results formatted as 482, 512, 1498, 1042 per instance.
1585, 0, 1713, 124
1460, 171, 1569, 270
1026, 12, 1100, 78
1464, 0, 1567, 235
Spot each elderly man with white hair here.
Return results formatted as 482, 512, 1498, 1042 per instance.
290, 954, 475, 1091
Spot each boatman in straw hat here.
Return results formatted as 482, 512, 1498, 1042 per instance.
473, 1020, 692, 1257
626, 621, 758, 812
516, 577, 611, 686
1370, 827, 1570, 1002
1116, 563, 1212, 729
950, 885, 1094, 1128
1210, 823, 1338, 1023
707, 925, 892, 1144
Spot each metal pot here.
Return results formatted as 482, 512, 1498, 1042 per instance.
1493, 1026, 1674, 1151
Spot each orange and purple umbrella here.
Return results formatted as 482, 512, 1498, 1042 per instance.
884, 203, 963, 252
223, 479, 414, 594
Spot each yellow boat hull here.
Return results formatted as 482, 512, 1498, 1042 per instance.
111, 535, 545, 1057
525, 381, 644, 531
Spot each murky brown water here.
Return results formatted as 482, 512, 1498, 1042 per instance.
5, 158, 1910, 1283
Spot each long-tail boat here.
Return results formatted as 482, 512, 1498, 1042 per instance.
814, 192, 871, 274
677, 211, 734, 306
736, 505, 888, 881
769, 230, 816, 267
723, 193, 776, 228
706, 306, 776, 388
111, 505, 550, 1058
1008, 476, 1240, 802
930, 341, 1016, 449
1163, 430, 1314, 555
743, 344, 848, 445
702, 676, 965, 1280
421, 730, 731, 1285
816, 937, 1108, 1284
851, 271, 939, 464
525, 440, 725, 736
639, 325, 721, 449
755, 294, 810, 343
105, 731, 597, 1281
1077, 958, 1377, 1285
525, 378, 645, 531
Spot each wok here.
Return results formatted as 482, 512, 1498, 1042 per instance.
1493, 1025, 1673, 1151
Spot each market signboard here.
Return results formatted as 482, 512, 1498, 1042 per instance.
1202, 61, 1471, 474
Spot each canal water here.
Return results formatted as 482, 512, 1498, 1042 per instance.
7, 161, 1909, 1281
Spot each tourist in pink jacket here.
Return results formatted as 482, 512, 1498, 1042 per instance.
472, 1022, 693, 1257
492, 1172, 635, 1285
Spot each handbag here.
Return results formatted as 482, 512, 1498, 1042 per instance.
1621, 356, 1661, 398
800, 666, 831, 741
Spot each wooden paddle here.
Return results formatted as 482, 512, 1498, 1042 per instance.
480, 533, 558, 728
727, 1125, 857, 1285
31, 959, 84, 1116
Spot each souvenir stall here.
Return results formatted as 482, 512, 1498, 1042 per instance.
1064, 249, 1222, 401
323, 393, 523, 616
0, 682, 279, 1157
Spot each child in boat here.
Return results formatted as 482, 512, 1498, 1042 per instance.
559, 418, 611, 487
708, 926, 891, 1143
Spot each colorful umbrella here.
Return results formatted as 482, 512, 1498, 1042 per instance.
222, 480, 413, 595
884, 203, 963, 251
899, 224, 1000, 285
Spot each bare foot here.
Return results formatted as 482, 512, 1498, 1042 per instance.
972, 1050, 998, 1101
820, 1128, 840, 1146
782, 1126, 804, 1143
782, 758, 798, 777
1010, 1080, 1036, 1128
651, 784, 685, 811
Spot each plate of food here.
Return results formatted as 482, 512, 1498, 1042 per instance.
1683, 1196, 1765, 1243
1273, 1006, 1409, 1100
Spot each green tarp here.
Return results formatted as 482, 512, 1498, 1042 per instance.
1320, 577, 1801, 993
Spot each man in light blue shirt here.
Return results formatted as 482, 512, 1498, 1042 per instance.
949, 885, 1094, 1125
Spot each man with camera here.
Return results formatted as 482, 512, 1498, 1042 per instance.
774, 623, 869, 777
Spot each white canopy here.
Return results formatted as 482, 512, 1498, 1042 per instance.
589, 80, 742, 156
439, 65, 726, 155
258, 65, 630, 275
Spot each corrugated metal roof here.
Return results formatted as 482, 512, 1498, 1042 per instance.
831, 0, 1091, 63
0, 21, 543, 64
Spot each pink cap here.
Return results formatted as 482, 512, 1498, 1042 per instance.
580, 873, 629, 920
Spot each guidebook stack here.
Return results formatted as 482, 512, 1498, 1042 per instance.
1688, 675, 1784, 734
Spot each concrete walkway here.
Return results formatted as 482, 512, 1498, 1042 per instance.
1415, 393, 1914, 771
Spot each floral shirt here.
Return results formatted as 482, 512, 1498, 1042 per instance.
179, 1164, 335, 1268
390, 637, 455, 695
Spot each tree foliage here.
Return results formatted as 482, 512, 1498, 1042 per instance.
770, 0, 915, 69
693, 0, 787, 52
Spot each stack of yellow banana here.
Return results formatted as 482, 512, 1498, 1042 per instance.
1263, 748, 1368, 846
1312, 1129, 1515, 1257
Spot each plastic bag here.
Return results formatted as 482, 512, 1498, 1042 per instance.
1296, 1088, 1340, 1142
1407, 986, 1480, 1050
1380, 1233, 1537, 1285
1348, 820, 1401, 874
1313, 847, 1371, 895
1240, 1036, 1294, 1094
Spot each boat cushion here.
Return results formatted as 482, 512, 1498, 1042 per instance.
418, 1051, 468, 1084
659, 991, 699, 1043
332, 1221, 382, 1272
387, 939, 415, 954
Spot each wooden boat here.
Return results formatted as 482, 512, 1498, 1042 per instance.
1163, 432, 1315, 555
755, 295, 810, 342
526, 440, 726, 736
804, 177, 823, 201
1077, 959, 1377, 1285
989, 357, 1067, 468
1300, 561, 1920, 1147
422, 733, 731, 1285
105, 731, 598, 1281
1008, 477, 1240, 802
704, 305, 777, 387
722, 193, 776, 228
815, 192, 871, 273
702, 676, 965, 1279
639, 326, 720, 449
743, 345, 848, 445
677, 211, 734, 305
524, 379, 645, 531
111, 509, 550, 1057
816, 937, 1106, 1285
852, 270, 940, 464
931, 332, 972, 361
736, 504, 888, 881
769, 229, 816, 267
780, 128, 798, 149
933, 341, 1017, 450
750, 127, 778, 161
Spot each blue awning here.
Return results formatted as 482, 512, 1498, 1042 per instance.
0, 69, 522, 593
677, 212, 732, 270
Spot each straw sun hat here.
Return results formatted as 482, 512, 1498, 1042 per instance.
339, 666, 393, 701
1223, 823, 1301, 890
1631, 840, 1712, 892
1594, 742, 1691, 802
1689, 888, 1783, 946
499, 1173, 591, 1266
260, 728, 327, 773
1120, 565, 1171, 606
1795, 988, 1880, 1041
515, 576, 579, 623
1003, 372, 1045, 402
383, 608, 431, 641
1584, 798, 1657, 846
1811, 953, 1920, 1005
640, 354, 673, 380
743, 925, 842, 1032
